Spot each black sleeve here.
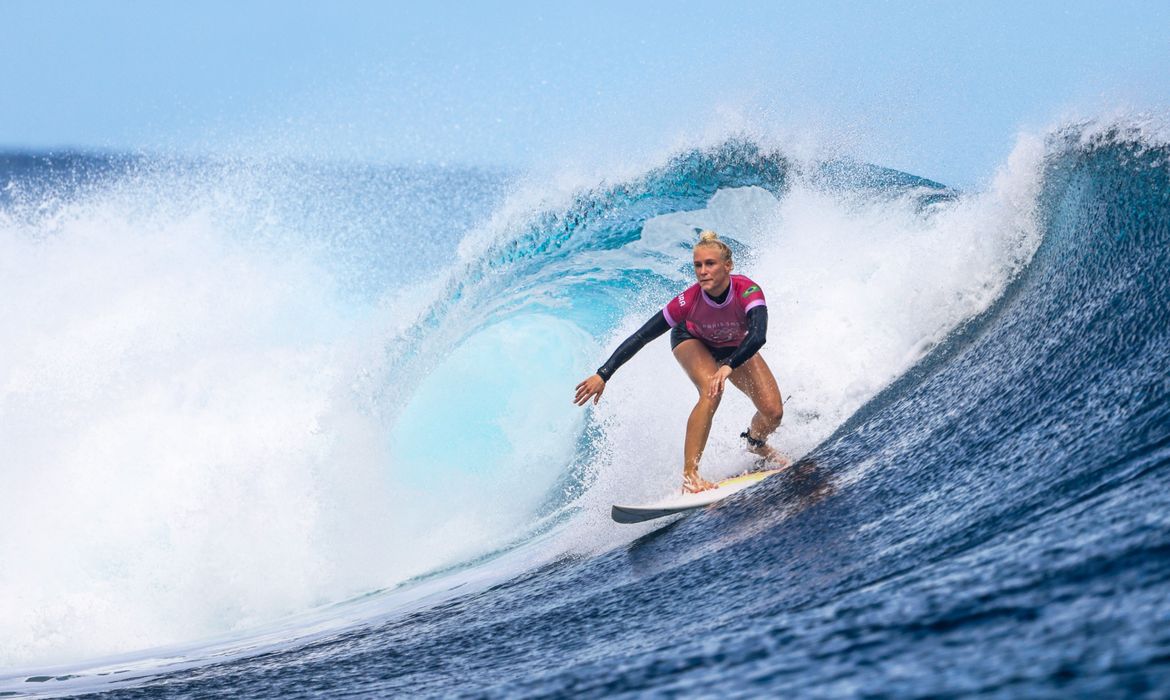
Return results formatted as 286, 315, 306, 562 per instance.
724, 306, 768, 370
596, 312, 671, 381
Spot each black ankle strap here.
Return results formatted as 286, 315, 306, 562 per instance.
741, 429, 765, 448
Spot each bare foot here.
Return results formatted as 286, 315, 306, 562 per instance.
748, 442, 792, 469
682, 472, 719, 493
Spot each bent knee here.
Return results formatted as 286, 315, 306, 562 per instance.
760, 403, 783, 425
695, 394, 722, 412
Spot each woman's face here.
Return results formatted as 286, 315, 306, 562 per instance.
693, 245, 732, 295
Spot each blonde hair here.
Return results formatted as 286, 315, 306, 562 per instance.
694, 230, 733, 263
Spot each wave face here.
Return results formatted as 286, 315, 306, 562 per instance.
2, 122, 1169, 697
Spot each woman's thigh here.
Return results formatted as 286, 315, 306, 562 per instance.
729, 353, 782, 411
672, 339, 720, 393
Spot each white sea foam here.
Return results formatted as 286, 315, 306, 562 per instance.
0, 166, 557, 669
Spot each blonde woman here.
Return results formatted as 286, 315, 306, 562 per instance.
574, 231, 788, 492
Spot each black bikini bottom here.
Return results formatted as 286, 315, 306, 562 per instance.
670, 324, 737, 362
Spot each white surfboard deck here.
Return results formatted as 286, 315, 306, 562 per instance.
611, 469, 783, 524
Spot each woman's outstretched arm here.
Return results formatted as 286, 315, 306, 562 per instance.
574, 312, 670, 405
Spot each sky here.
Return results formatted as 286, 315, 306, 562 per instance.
2, 0, 1168, 188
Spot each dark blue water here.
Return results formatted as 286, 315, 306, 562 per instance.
3, 125, 1169, 698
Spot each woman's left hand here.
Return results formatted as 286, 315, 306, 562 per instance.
707, 364, 733, 398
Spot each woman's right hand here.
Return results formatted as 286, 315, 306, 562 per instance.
574, 374, 606, 406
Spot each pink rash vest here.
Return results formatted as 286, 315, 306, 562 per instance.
662, 274, 767, 348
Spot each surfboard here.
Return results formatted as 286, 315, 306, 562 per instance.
611, 469, 783, 524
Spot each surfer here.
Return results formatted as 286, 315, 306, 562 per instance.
574, 230, 788, 493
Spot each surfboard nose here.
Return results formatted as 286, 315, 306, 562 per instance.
612, 505, 668, 524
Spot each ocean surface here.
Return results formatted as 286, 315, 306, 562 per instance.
1, 120, 1168, 697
